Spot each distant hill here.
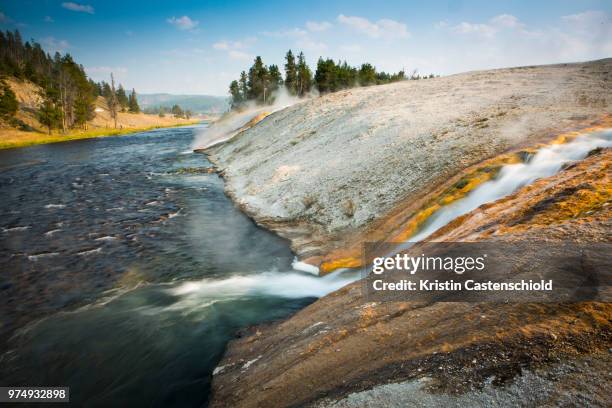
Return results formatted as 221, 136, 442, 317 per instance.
139, 94, 229, 114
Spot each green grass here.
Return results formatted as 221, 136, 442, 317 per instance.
0, 121, 201, 150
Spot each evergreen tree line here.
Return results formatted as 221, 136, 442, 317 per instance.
0, 30, 140, 134
143, 104, 193, 119
229, 49, 424, 110
229, 56, 287, 110
91, 81, 140, 114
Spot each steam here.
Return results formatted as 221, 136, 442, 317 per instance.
164, 269, 361, 314
409, 129, 612, 242
192, 87, 306, 150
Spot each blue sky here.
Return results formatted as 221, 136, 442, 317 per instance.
1, 0, 611, 95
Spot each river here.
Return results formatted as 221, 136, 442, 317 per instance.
0, 125, 356, 407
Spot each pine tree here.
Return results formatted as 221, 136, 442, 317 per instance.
247, 56, 269, 103
358, 63, 376, 86
238, 71, 248, 100
284, 50, 297, 95
229, 80, 242, 110
296, 52, 312, 96
0, 81, 18, 119
101, 81, 112, 99
74, 97, 95, 128
226, 47, 410, 109
268, 64, 283, 94
315, 58, 338, 93
171, 104, 183, 118
128, 88, 140, 113
37, 90, 63, 134
116, 85, 128, 111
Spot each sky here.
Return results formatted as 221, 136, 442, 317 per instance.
1, 0, 611, 96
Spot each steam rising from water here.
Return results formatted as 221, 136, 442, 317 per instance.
409, 130, 612, 242
165, 269, 360, 314
192, 87, 305, 150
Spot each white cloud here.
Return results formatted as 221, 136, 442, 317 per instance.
451, 14, 525, 38
41, 37, 70, 53
561, 10, 609, 25
0, 12, 10, 23
263, 28, 308, 38
213, 41, 230, 50
434, 10, 612, 75
213, 40, 249, 50
491, 14, 522, 28
341, 44, 362, 53
213, 38, 255, 61
306, 20, 332, 32
167, 16, 199, 31
453, 21, 497, 37
262, 26, 328, 54
228, 50, 251, 60
337, 14, 410, 39
61, 2, 94, 14
296, 38, 328, 53
559, 10, 612, 54
561, 10, 612, 37
448, 11, 612, 58
44, 16, 54, 23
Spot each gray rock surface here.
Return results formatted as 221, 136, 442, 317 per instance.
319, 354, 611, 408
208, 59, 611, 258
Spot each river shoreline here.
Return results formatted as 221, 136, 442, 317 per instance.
1, 126, 328, 406
0, 120, 202, 150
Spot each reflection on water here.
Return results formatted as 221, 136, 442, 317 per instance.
0, 126, 357, 406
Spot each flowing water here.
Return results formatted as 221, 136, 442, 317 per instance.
1, 124, 608, 406
408, 129, 612, 242
0, 125, 357, 407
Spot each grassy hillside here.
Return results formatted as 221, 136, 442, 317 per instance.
0, 78, 200, 149
139, 93, 229, 114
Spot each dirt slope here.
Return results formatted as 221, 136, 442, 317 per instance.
1, 78, 198, 149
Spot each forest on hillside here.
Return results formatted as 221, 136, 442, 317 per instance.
228, 49, 436, 110
0, 30, 143, 133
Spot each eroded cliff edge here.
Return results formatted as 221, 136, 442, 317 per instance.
207, 59, 612, 268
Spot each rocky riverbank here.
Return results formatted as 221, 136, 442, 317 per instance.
210, 148, 611, 408
204, 59, 611, 407
207, 59, 611, 271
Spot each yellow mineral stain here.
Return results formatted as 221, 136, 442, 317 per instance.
321, 257, 362, 274
245, 112, 270, 128
318, 115, 612, 274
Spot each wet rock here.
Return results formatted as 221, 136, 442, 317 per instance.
170, 167, 216, 175
210, 150, 612, 408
